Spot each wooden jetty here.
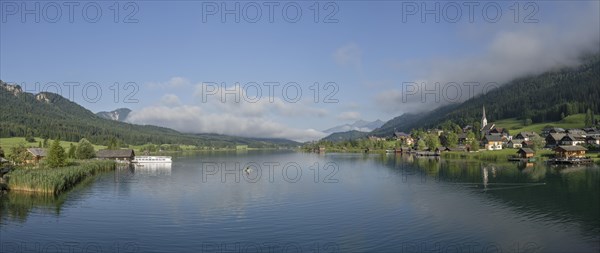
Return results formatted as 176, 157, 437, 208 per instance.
413, 151, 440, 157
548, 146, 593, 165
547, 157, 593, 165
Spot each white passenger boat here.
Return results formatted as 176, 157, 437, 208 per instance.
133, 156, 172, 163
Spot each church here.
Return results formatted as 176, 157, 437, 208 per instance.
479, 106, 508, 150
480, 105, 496, 135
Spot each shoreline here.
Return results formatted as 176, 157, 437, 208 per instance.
4, 160, 116, 195
305, 148, 600, 164
138, 147, 296, 155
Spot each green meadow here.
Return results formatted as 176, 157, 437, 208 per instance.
494, 114, 586, 133
442, 148, 554, 162
0, 137, 107, 156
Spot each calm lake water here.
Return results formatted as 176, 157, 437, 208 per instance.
1, 151, 599, 252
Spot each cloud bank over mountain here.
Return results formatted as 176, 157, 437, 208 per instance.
375, 1, 600, 114
127, 82, 328, 142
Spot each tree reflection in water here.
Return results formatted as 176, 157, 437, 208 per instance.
379, 153, 600, 238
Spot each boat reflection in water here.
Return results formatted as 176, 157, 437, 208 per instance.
132, 156, 173, 176
133, 162, 172, 176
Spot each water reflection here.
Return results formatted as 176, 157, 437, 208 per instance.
134, 163, 172, 176
0, 174, 99, 223
378, 153, 600, 239
114, 163, 135, 182
1, 152, 598, 252
482, 165, 489, 190
0, 192, 66, 223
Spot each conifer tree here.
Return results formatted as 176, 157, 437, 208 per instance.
46, 139, 66, 168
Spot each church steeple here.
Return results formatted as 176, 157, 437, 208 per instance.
482, 105, 488, 129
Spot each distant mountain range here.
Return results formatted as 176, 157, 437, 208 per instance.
323, 119, 385, 134
96, 108, 131, 121
0, 82, 300, 148
321, 130, 370, 142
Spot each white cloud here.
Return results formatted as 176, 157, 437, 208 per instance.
146, 76, 191, 89
126, 82, 329, 142
193, 83, 328, 118
159, 94, 181, 107
376, 2, 600, 114
337, 111, 361, 121
333, 43, 362, 68
126, 105, 327, 142
167, 77, 190, 87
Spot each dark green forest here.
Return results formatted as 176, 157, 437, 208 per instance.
0, 83, 299, 148
321, 130, 369, 142
371, 54, 600, 136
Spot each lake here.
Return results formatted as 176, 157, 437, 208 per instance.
1, 151, 599, 252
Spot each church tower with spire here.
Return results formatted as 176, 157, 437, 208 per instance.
481, 105, 488, 130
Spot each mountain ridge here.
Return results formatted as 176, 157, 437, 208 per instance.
371, 55, 600, 136
326, 54, 600, 140
321, 130, 369, 142
0, 82, 300, 148
96, 108, 131, 122
323, 119, 385, 134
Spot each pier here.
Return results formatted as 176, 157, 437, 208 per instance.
547, 158, 593, 165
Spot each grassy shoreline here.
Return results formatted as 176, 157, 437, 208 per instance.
441, 149, 555, 162
316, 148, 600, 166
309, 148, 562, 162
6, 160, 116, 195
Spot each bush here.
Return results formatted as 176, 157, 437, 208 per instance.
8, 145, 33, 166
25, 135, 36, 143
75, 138, 96, 159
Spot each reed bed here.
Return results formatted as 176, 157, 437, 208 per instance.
6, 160, 116, 195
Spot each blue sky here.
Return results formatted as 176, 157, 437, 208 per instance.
1, 1, 599, 141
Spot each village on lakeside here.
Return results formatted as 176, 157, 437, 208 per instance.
308, 107, 600, 165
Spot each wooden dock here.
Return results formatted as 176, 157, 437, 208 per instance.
508, 156, 536, 162
547, 158, 593, 165
413, 151, 440, 157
